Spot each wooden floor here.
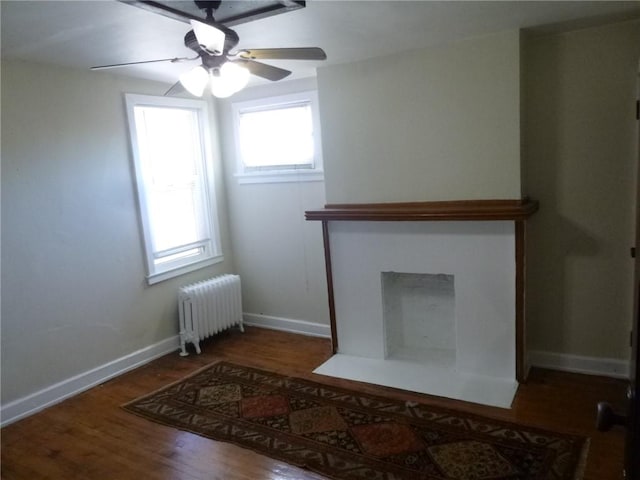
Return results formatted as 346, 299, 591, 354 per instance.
1, 327, 629, 479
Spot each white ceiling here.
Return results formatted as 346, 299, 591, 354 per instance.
2, 1, 640, 88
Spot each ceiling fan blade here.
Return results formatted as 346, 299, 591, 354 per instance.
238, 48, 327, 61
190, 19, 225, 55
233, 59, 291, 82
90, 56, 196, 71
164, 80, 187, 97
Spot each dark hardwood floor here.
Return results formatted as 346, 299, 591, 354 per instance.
0, 327, 629, 479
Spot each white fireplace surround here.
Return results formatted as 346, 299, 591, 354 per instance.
314, 220, 518, 407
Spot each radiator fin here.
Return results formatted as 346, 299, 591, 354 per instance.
178, 274, 244, 356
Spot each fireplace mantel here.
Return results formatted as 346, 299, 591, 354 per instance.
305, 199, 538, 222
306, 198, 538, 384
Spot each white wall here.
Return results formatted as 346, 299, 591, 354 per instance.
216, 78, 330, 327
317, 30, 522, 204
523, 20, 640, 361
1, 60, 235, 407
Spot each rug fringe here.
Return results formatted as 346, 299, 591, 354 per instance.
574, 437, 591, 480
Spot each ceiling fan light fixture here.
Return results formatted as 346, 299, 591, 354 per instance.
222, 62, 250, 90
210, 73, 235, 98
190, 19, 225, 56
179, 66, 209, 97
210, 62, 250, 98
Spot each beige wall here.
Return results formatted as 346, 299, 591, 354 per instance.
216, 78, 329, 325
523, 20, 640, 359
3, 17, 638, 412
317, 30, 522, 204
1, 60, 235, 404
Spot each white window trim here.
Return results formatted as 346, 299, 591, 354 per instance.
125, 93, 224, 284
232, 90, 324, 184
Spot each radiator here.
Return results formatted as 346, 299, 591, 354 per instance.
178, 274, 244, 356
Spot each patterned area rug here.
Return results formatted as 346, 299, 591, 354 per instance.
124, 361, 588, 480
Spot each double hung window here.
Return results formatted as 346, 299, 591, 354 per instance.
125, 94, 222, 284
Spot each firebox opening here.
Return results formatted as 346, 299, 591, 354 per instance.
381, 272, 456, 368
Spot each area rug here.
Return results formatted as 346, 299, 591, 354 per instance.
124, 361, 588, 480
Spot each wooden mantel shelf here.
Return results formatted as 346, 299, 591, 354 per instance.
305, 199, 539, 222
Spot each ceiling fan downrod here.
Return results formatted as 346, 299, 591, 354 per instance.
194, 0, 221, 22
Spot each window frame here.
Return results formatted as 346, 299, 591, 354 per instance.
125, 93, 223, 284
232, 90, 324, 184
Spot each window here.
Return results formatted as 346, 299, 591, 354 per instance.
125, 94, 223, 284
232, 91, 323, 183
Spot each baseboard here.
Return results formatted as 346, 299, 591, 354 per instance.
1, 335, 180, 427
243, 313, 331, 338
528, 350, 629, 379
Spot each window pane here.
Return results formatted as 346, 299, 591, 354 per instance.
148, 186, 207, 253
135, 107, 200, 186
239, 103, 314, 168
133, 105, 209, 254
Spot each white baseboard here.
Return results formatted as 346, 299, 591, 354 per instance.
243, 313, 331, 338
2, 334, 626, 427
1, 335, 180, 427
529, 350, 629, 379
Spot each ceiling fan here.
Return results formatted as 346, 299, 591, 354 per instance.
91, 0, 327, 98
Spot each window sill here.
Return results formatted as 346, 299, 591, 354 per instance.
235, 170, 324, 185
146, 255, 224, 285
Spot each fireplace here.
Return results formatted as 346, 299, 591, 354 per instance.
306, 200, 538, 408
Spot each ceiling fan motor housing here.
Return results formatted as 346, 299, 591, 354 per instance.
184, 28, 239, 56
